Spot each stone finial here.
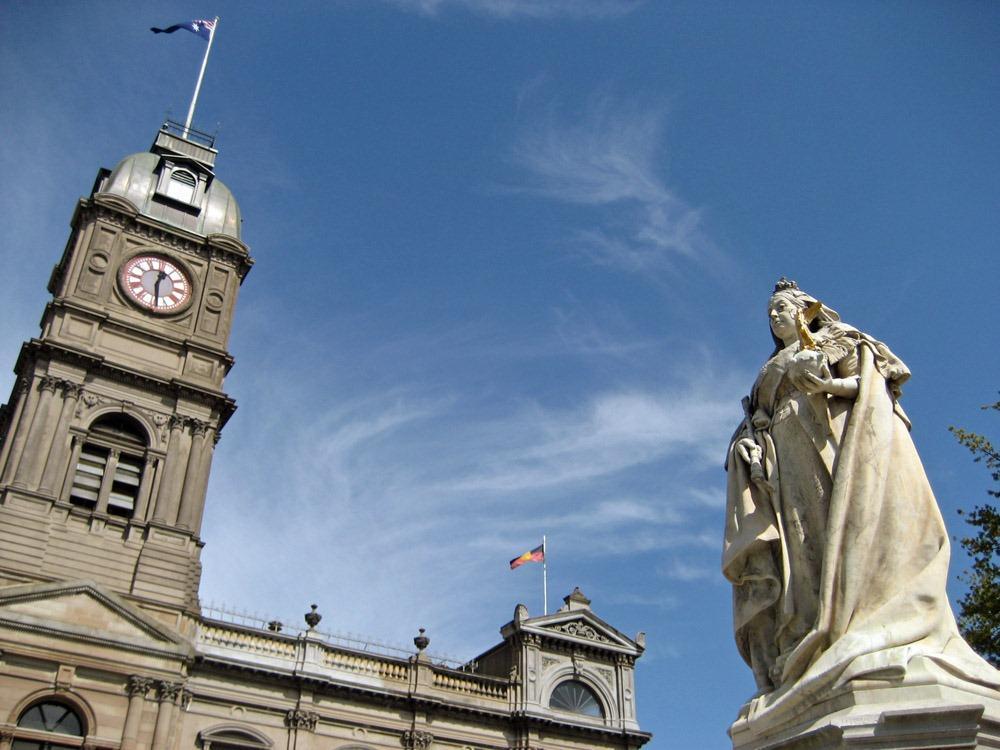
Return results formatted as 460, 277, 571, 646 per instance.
514, 603, 529, 623
635, 631, 646, 650
562, 587, 591, 611
304, 604, 321, 630
413, 627, 430, 652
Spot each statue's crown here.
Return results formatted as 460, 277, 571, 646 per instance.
773, 277, 799, 293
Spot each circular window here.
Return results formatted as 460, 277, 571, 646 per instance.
549, 680, 604, 718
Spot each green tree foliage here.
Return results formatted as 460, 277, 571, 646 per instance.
949, 397, 1000, 667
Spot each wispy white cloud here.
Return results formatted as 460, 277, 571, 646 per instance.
377, 0, 641, 19
512, 92, 719, 279
658, 559, 718, 582
201, 335, 740, 657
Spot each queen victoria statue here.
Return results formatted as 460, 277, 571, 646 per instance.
723, 278, 999, 744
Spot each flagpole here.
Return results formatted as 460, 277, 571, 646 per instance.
542, 535, 548, 615
183, 17, 219, 137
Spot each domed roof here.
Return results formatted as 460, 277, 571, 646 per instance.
100, 151, 241, 240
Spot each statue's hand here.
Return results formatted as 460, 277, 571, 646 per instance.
735, 437, 760, 465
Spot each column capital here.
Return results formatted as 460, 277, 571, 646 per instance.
126, 675, 156, 697
156, 680, 183, 703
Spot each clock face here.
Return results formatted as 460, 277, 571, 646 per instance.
119, 254, 192, 313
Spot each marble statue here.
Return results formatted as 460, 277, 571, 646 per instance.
723, 278, 998, 726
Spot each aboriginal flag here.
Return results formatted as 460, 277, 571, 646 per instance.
510, 544, 545, 570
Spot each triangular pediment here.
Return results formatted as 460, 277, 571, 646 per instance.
0, 581, 191, 658
519, 610, 641, 655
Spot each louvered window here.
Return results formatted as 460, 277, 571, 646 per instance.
67, 414, 147, 519
69, 446, 107, 508
108, 453, 142, 515
166, 169, 197, 203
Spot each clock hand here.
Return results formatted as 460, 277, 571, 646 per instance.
153, 270, 167, 306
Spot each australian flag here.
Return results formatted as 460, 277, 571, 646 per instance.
150, 19, 216, 41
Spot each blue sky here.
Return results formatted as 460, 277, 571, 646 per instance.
2, 2, 999, 747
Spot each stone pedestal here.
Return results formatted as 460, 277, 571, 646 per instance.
730, 661, 1000, 749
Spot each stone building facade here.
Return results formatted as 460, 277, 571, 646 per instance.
0, 124, 650, 750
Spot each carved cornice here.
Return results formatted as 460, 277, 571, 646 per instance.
18, 339, 237, 427
284, 709, 319, 731
401, 730, 434, 749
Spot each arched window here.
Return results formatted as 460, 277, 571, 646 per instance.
198, 726, 273, 750
69, 414, 148, 518
165, 169, 197, 204
549, 679, 604, 718
12, 700, 85, 750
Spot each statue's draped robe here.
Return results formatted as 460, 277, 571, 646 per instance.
723, 325, 998, 724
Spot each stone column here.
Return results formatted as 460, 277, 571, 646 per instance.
132, 455, 157, 522
94, 449, 120, 516
0, 377, 32, 483
152, 416, 188, 525
12, 376, 60, 488
187, 428, 217, 535
38, 382, 83, 495
60, 435, 84, 499
0, 728, 14, 750
176, 420, 208, 531
122, 675, 154, 750
151, 681, 181, 750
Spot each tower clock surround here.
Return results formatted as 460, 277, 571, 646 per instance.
118, 252, 194, 314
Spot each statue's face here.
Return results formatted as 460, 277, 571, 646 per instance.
768, 293, 799, 342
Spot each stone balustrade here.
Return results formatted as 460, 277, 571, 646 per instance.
195, 618, 510, 710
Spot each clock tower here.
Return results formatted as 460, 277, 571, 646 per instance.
0, 122, 251, 631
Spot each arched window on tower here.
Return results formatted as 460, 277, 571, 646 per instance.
165, 168, 197, 204
12, 700, 85, 750
549, 679, 605, 719
69, 414, 148, 518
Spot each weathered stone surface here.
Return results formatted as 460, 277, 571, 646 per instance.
724, 279, 1000, 742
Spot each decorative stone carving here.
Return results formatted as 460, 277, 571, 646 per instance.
596, 667, 614, 687
285, 709, 319, 731
76, 391, 106, 416
189, 419, 209, 437
723, 279, 1000, 728
38, 375, 61, 393
60, 382, 84, 399
541, 656, 559, 671
126, 675, 155, 697
401, 729, 434, 749
156, 681, 183, 703
551, 621, 609, 644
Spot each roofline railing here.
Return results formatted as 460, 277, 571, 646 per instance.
161, 118, 216, 149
